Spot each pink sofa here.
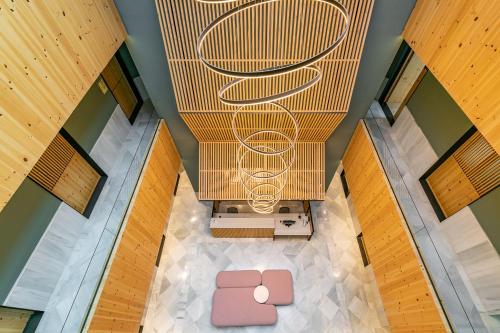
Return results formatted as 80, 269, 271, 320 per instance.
211, 269, 293, 327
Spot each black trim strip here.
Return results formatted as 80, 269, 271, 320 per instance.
173, 174, 180, 196
356, 233, 370, 267
155, 235, 166, 267
340, 170, 350, 197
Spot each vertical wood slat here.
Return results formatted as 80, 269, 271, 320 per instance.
0, 0, 127, 212
199, 142, 324, 200
343, 122, 449, 333
426, 130, 500, 218
403, 0, 500, 154
28, 133, 101, 214
28, 133, 75, 191
87, 121, 181, 333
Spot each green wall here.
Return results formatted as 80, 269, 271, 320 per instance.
470, 187, 500, 254
407, 72, 473, 157
63, 79, 117, 153
118, 44, 140, 79
0, 77, 117, 303
0, 179, 60, 302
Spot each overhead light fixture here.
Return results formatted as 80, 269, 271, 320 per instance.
196, 0, 350, 213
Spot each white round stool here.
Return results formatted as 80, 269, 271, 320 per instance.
253, 285, 269, 304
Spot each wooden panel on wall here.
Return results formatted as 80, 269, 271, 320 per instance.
425, 130, 499, 218
426, 158, 480, 218
0, 0, 126, 212
87, 120, 180, 333
28, 133, 101, 214
211, 228, 274, 238
343, 122, 449, 333
199, 142, 324, 200
403, 0, 500, 154
102, 56, 138, 119
0, 307, 33, 333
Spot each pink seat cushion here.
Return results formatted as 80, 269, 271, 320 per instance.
216, 270, 261, 288
262, 270, 294, 305
211, 288, 277, 327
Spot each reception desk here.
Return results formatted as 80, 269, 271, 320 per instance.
210, 214, 312, 239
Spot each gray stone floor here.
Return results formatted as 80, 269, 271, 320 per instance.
143, 171, 389, 333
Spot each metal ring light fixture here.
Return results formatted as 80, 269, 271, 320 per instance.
219, 65, 322, 106
196, 0, 350, 78
196, 0, 350, 213
231, 102, 299, 156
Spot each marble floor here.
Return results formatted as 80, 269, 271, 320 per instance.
142, 171, 389, 333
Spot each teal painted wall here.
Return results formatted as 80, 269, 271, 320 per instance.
407, 72, 473, 157
0, 77, 118, 303
0, 178, 60, 302
118, 44, 140, 79
470, 187, 500, 254
63, 79, 117, 154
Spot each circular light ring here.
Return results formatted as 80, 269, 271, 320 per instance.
197, 0, 350, 78
237, 144, 295, 180
245, 183, 282, 214
219, 66, 322, 106
239, 169, 288, 196
231, 102, 299, 156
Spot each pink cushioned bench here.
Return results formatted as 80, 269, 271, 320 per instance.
211, 269, 293, 327
211, 288, 277, 327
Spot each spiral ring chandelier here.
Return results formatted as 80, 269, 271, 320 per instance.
196, 0, 349, 213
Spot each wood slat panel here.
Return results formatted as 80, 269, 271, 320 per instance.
403, 0, 500, 154
211, 228, 274, 238
87, 121, 181, 333
343, 122, 449, 333
28, 133, 75, 191
199, 142, 324, 200
426, 157, 480, 218
101, 57, 122, 91
0, 0, 126, 212
181, 112, 345, 142
425, 130, 499, 218
155, 0, 373, 142
453, 131, 500, 196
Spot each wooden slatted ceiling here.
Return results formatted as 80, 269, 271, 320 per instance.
343, 122, 449, 333
199, 142, 324, 200
87, 121, 181, 333
155, 0, 374, 141
403, 0, 500, 154
0, 0, 126, 212
181, 112, 345, 141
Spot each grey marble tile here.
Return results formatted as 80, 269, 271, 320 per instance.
142, 171, 389, 333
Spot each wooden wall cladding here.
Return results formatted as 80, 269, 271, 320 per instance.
426, 131, 499, 218
343, 122, 449, 333
211, 228, 274, 238
199, 142, 324, 200
0, 307, 33, 333
0, 0, 126, 213
403, 0, 500, 154
28, 133, 100, 214
155, 0, 374, 141
102, 57, 138, 119
87, 121, 180, 333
